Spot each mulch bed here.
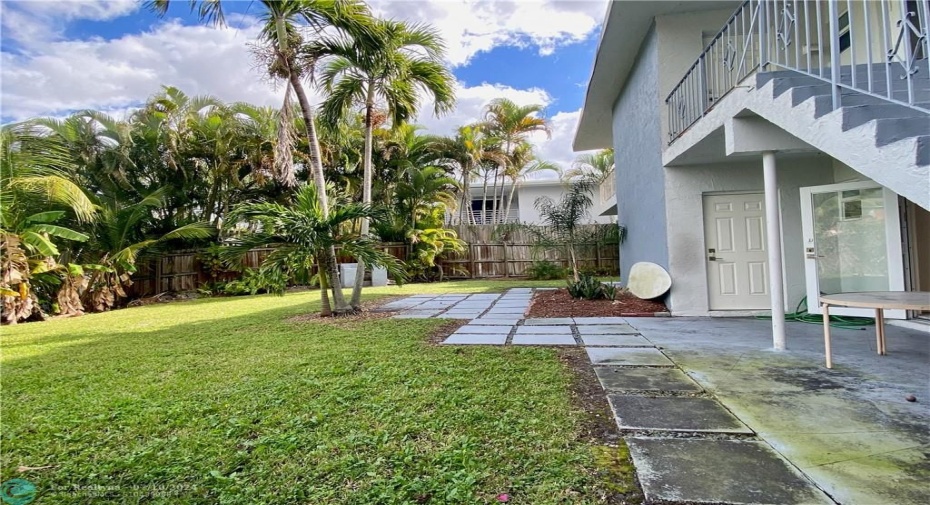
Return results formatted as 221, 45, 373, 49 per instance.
527, 288, 668, 318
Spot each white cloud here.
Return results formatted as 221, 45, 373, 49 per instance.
1, 19, 293, 120
1, 0, 603, 173
372, 0, 604, 67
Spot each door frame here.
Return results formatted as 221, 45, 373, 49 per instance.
702, 191, 771, 311
800, 181, 905, 318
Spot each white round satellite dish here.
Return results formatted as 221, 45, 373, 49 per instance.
627, 262, 671, 300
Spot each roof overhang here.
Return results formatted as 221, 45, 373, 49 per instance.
573, 1, 740, 151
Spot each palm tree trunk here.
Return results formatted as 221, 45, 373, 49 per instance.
318, 260, 332, 317
350, 81, 376, 309
504, 177, 518, 223
480, 170, 490, 224
489, 168, 500, 224
287, 67, 348, 313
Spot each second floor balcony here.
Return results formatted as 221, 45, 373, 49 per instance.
666, 0, 930, 144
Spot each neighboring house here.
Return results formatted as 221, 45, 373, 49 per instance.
574, 1, 929, 334
460, 179, 616, 225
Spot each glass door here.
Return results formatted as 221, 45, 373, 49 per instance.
800, 181, 905, 318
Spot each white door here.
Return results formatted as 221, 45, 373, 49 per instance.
703, 193, 770, 310
800, 182, 905, 318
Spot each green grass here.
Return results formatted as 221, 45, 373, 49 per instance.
1, 280, 615, 504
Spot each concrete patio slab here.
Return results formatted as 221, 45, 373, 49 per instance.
511, 334, 576, 346
586, 347, 674, 366
393, 311, 441, 318
441, 334, 508, 345
454, 325, 513, 334
580, 334, 652, 346
575, 324, 639, 335
630, 317, 930, 505
593, 367, 702, 392
484, 309, 526, 315
574, 317, 629, 325
524, 318, 574, 325
608, 395, 753, 433
514, 325, 572, 334
626, 437, 831, 505
470, 318, 520, 326
451, 302, 492, 309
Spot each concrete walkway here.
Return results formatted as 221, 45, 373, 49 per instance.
387, 291, 929, 504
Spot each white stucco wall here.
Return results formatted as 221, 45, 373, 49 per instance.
516, 184, 613, 225
655, 8, 737, 144
664, 155, 837, 315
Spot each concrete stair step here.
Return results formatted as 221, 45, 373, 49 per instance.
874, 116, 930, 147
841, 103, 930, 131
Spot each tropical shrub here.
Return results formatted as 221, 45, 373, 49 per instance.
525, 260, 567, 280
567, 274, 616, 301
405, 227, 466, 282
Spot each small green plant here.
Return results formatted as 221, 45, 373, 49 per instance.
525, 260, 567, 280
222, 268, 286, 296
567, 274, 616, 301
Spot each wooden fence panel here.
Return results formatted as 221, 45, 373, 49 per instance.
124, 226, 620, 296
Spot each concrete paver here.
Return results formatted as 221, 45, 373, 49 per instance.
511, 334, 576, 346
454, 325, 513, 334
514, 325, 572, 334
608, 395, 753, 433
586, 347, 675, 367
594, 367, 703, 392
581, 334, 652, 346
574, 317, 629, 325
575, 324, 639, 335
627, 437, 831, 504
524, 318, 574, 325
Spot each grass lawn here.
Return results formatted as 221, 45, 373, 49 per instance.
1, 280, 631, 504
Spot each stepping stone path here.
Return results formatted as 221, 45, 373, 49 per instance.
384, 289, 831, 504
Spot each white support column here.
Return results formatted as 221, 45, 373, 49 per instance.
763, 150, 786, 350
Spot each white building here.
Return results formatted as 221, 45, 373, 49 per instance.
575, 1, 929, 330
460, 179, 616, 225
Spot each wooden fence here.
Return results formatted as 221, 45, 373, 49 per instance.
126, 225, 619, 296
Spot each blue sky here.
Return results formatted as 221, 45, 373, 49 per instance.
0, 0, 606, 168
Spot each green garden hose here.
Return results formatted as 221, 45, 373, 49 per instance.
756, 296, 874, 329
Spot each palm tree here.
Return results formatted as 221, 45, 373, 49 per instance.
480, 98, 551, 224
148, 0, 375, 314
225, 184, 405, 317
1, 123, 96, 323
533, 180, 597, 282
564, 149, 614, 185
313, 18, 455, 308
501, 142, 560, 222
394, 165, 459, 230
433, 125, 505, 225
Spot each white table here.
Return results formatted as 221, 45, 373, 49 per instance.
820, 291, 930, 368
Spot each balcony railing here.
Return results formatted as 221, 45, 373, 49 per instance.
666, 0, 930, 144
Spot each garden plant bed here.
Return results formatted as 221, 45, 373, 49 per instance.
528, 288, 668, 318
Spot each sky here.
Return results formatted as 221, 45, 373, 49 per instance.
0, 0, 608, 173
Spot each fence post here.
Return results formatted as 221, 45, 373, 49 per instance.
154, 254, 164, 294
503, 242, 510, 278
595, 243, 602, 272
469, 244, 476, 279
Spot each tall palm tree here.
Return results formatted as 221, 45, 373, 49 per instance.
313, 18, 455, 307
147, 0, 374, 314
564, 148, 614, 184
501, 142, 560, 222
225, 184, 405, 317
480, 98, 550, 224
433, 125, 505, 225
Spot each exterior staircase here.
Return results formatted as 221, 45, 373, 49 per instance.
752, 63, 929, 209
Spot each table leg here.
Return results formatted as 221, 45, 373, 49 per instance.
877, 309, 887, 355
823, 303, 833, 369
874, 308, 883, 355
